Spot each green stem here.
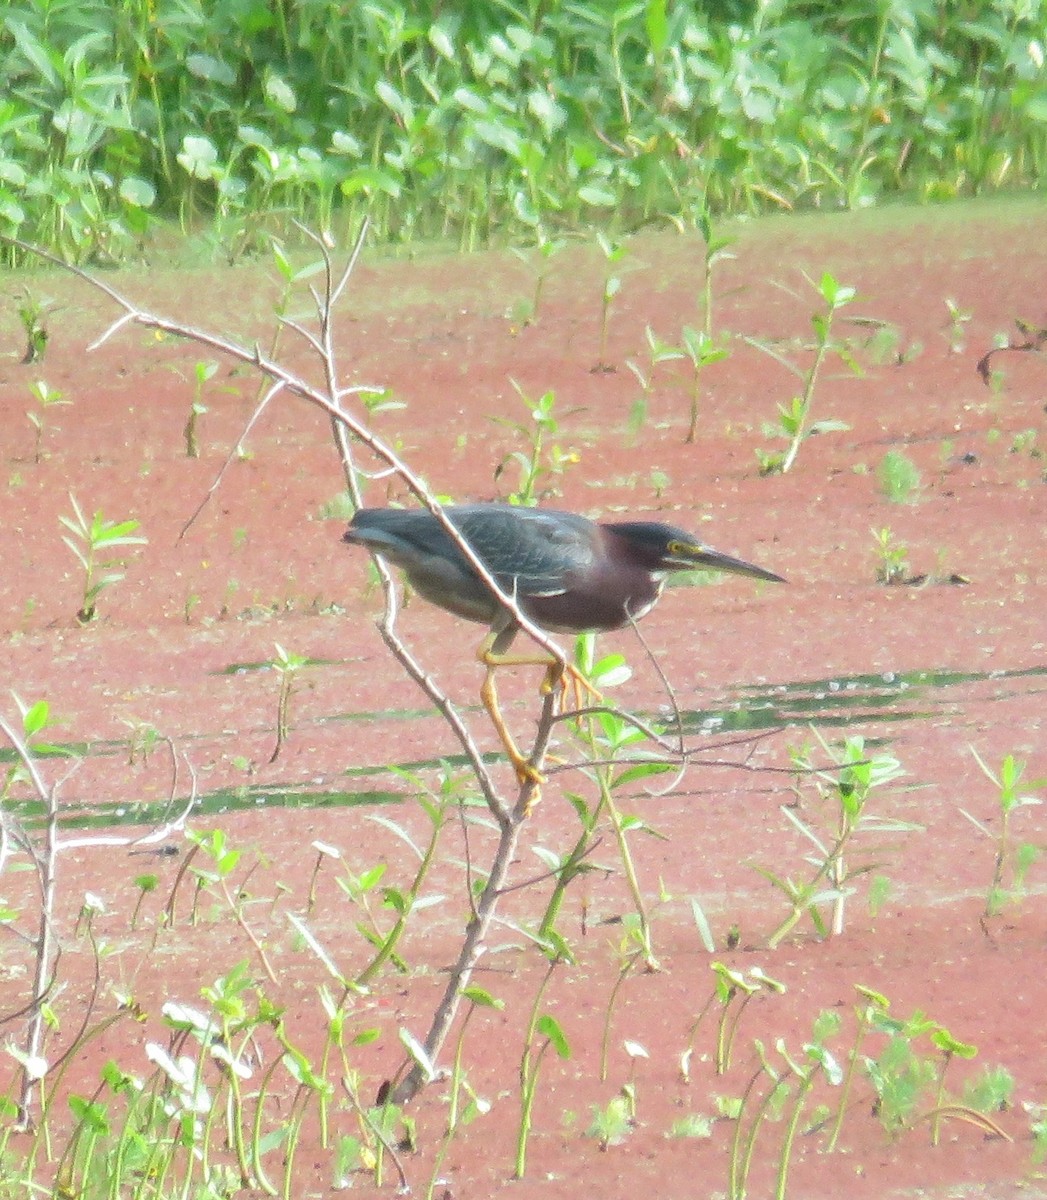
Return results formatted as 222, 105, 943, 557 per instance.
733, 1068, 787, 1200
825, 1012, 871, 1153
355, 808, 445, 986
515, 960, 559, 1178
776, 1073, 816, 1200
781, 306, 836, 473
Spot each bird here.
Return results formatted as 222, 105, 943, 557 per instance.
343, 503, 784, 786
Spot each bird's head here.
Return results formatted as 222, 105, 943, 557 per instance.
606, 521, 785, 583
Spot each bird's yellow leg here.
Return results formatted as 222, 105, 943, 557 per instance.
475, 633, 602, 801
479, 665, 544, 795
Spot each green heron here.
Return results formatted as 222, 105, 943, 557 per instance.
344, 503, 783, 782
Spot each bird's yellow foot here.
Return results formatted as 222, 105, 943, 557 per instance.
511, 756, 544, 788
541, 661, 603, 712
506, 752, 543, 814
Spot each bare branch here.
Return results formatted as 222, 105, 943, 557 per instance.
179, 378, 286, 539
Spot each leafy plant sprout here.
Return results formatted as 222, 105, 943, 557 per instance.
509, 231, 565, 327
515, 943, 572, 1178
757, 732, 913, 947
961, 749, 1044, 921
694, 204, 734, 340
872, 527, 911, 584
677, 326, 730, 444
878, 449, 922, 503
942, 296, 973, 354
593, 231, 626, 373
25, 379, 71, 463
59, 493, 148, 623
16, 288, 52, 362
268, 643, 309, 762
645, 321, 732, 444
751, 272, 859, 474
184, 359, 219, 457
492, 381, 581, 505
585, 1091, 634, 1150
681, 964, 786, 1083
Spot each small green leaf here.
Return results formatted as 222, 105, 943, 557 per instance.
22, 699, 49, 735
462, 986, 505, 1010
536, 1014, 571, 1060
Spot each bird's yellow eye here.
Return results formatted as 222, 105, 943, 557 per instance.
667, 540, 685, 556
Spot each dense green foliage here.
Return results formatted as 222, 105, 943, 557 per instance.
1, 0, 1045, 261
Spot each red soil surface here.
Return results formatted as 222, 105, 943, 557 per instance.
1, 198, 1045, 1198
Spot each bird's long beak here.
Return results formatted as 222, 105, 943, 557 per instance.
675, 542, 785, 584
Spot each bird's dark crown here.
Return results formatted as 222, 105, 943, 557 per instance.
604, 521, 703, 566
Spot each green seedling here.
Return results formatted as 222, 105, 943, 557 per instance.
860, 1008, 993, 1140
668, 1113, 713, 1139
182, 829, 277, 982
586, 1093, 633, 1149
726, 1049, 784, 1200
680, 326, 730, 444
360, 386, 406, 417
878, 449, 922, 503
121, 718, 160, 765
130, 873, 159, 930
825, 984, 890, 1152
623, 359, 652, 441
773, 1016, 843, 1200
268, 642, 308, 762
25, 380, 71, 462
647, 325, 730, 443
872, 527, 911, 584
961, 749, 1045, 919
306, 840, 341, 914
871, 528, 911, 583
425, 986, 498, 1200
1011, 428, 1040, 458
961, 1064, 1015, 1117
334, 861, 405, 978
860, 322, 923, 366
510, 232, 565, 326
861, 1009, 1002, 1142
649, 468, 671, 498
942, 297, 973, 354
353, 767, 456, 986
493, 381, 580, 505
318, 490, 356, 521
17, 290, 52, 363
694, 204, 734, 341
682, 964, 786, 1082
599, 919, 652, 1080
593, 232, 626, 372
751, 272, 859, 474
757, 733, 913, 947
828, 992, 1005, 1149
726, 1016, 839, 1200
184, 359, 219, 457
1, 698, 64, 806
516, 945, 572, 1178
544, 633, 675, 971
928, 1026, 979, 1146
59, 493, 147, 623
